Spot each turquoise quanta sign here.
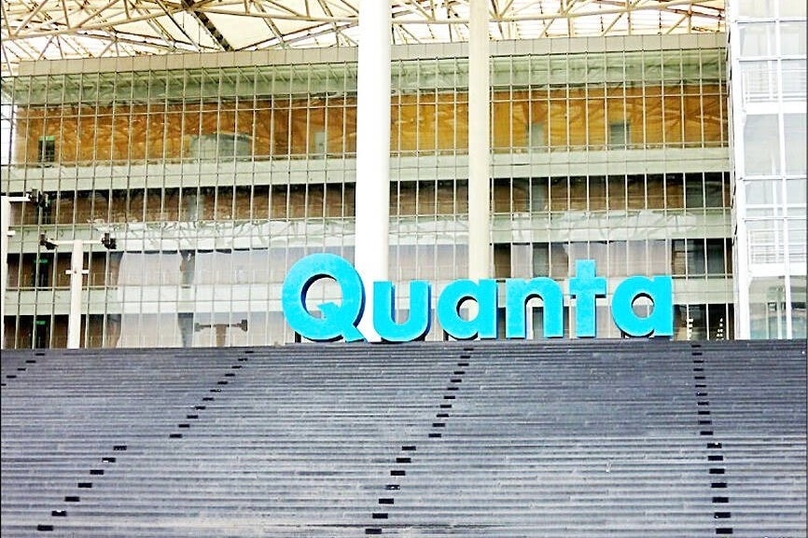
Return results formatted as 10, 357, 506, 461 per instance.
282, 253, 674, 342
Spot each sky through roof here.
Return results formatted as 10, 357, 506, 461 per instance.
1, 0, 725, 76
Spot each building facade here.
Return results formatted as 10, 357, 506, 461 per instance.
727, 0, 807, 339
0, 28, 801, 348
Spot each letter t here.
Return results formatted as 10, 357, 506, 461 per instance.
568, 260, 606, 338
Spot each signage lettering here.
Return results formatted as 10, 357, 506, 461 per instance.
282, 253, 673, 342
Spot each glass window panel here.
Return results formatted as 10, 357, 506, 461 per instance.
626, 175, 646, 210
626, 241, 648, 275
648, 240, 668, 274
781, 59, 807, 100
532, 243, 549, 276
685, 174, 705, 208
786, 178, 807, 207
744, 114, 781, 175
672, 239, 708, 275
589, 176, 607, 211
609, 241, 628, 277
738, 0, 775, 18
609, 176, 628, 211
511, 243, 532, 279
690, 240, 707, 275
748, 277, 788, 339
530, 178, 549, 211
781, 22, 808, 56
682, 304, 708, 340
746, 179, 780, 206
790, 277, 807, 339
550, 177, 569, 211
550, 243, 570, 278
608, 121, 630, 148
784, 113, 806, 174
788, 219, 807, 262
739, 23, 778, 57
288, 185, 306, 218
569, 177, 588, 210
747, 219, 785, 264
494, 244, 512, 279
741, 60, 778, 101
528, 121, 546, 149
511, 179, 530, 212
666, 174, 684, 209
38, 135, 55, 162
704, 173, 726, 207
588, 242, 608, 272
646, 174, 665, 209
707, 304, 733, 340
417, 181, 437, 215
706, 239, 727, 275
779, 0, 807, 17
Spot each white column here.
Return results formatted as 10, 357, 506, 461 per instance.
1, 196, 10, 349
67, 241, 84, 349
354, 0, 392, 341
733, 183, 752, 340
727, 8, 751, 339
468, 0, 491, 280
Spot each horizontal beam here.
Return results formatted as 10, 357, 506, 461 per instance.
1, 0, 723, 42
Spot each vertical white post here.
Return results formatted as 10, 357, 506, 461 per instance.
67, 240, 84, 349
1, 196, 10, 349
733, 161, 752, 339
727, 4, 751, 339
468, 0, 491, 280
354, 0, 392, 341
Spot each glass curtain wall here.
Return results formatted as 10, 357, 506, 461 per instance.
729, 0, 807, 339
1, 36, 734, 347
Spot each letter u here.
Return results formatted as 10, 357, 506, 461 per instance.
373, 281, 432, 342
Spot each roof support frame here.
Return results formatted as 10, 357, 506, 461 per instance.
1, 0, 725, 76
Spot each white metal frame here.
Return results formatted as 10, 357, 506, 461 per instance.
1, 0, 726, 76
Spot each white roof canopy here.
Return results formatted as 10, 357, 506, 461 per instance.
1, 0, 725, 76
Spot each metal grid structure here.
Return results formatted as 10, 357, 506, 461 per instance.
1, 0, 726, 76
1, 1, 804, 347
0, 36, 738, 347
726, 0, 807, 339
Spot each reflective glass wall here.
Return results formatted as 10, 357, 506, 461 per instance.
1, 35, 734, 347
729, 0, 807, 339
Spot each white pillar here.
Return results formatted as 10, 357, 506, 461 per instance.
67, 241, 84, 349
733, 169, 752, 339
468, 0, 491, 280
727, 8, 751, 339
354, 0, 392, 341
1, 196, 10, 349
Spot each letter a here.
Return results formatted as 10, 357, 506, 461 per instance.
436, 279, 498, 340
612, 276, 674, 337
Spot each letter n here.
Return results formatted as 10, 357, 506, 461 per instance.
505, 278, 564, 338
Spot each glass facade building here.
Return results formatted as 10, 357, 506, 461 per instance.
0, 26, 799, 347
727, 0, 807, 339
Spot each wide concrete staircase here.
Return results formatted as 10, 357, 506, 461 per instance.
2, 340, 805, 537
